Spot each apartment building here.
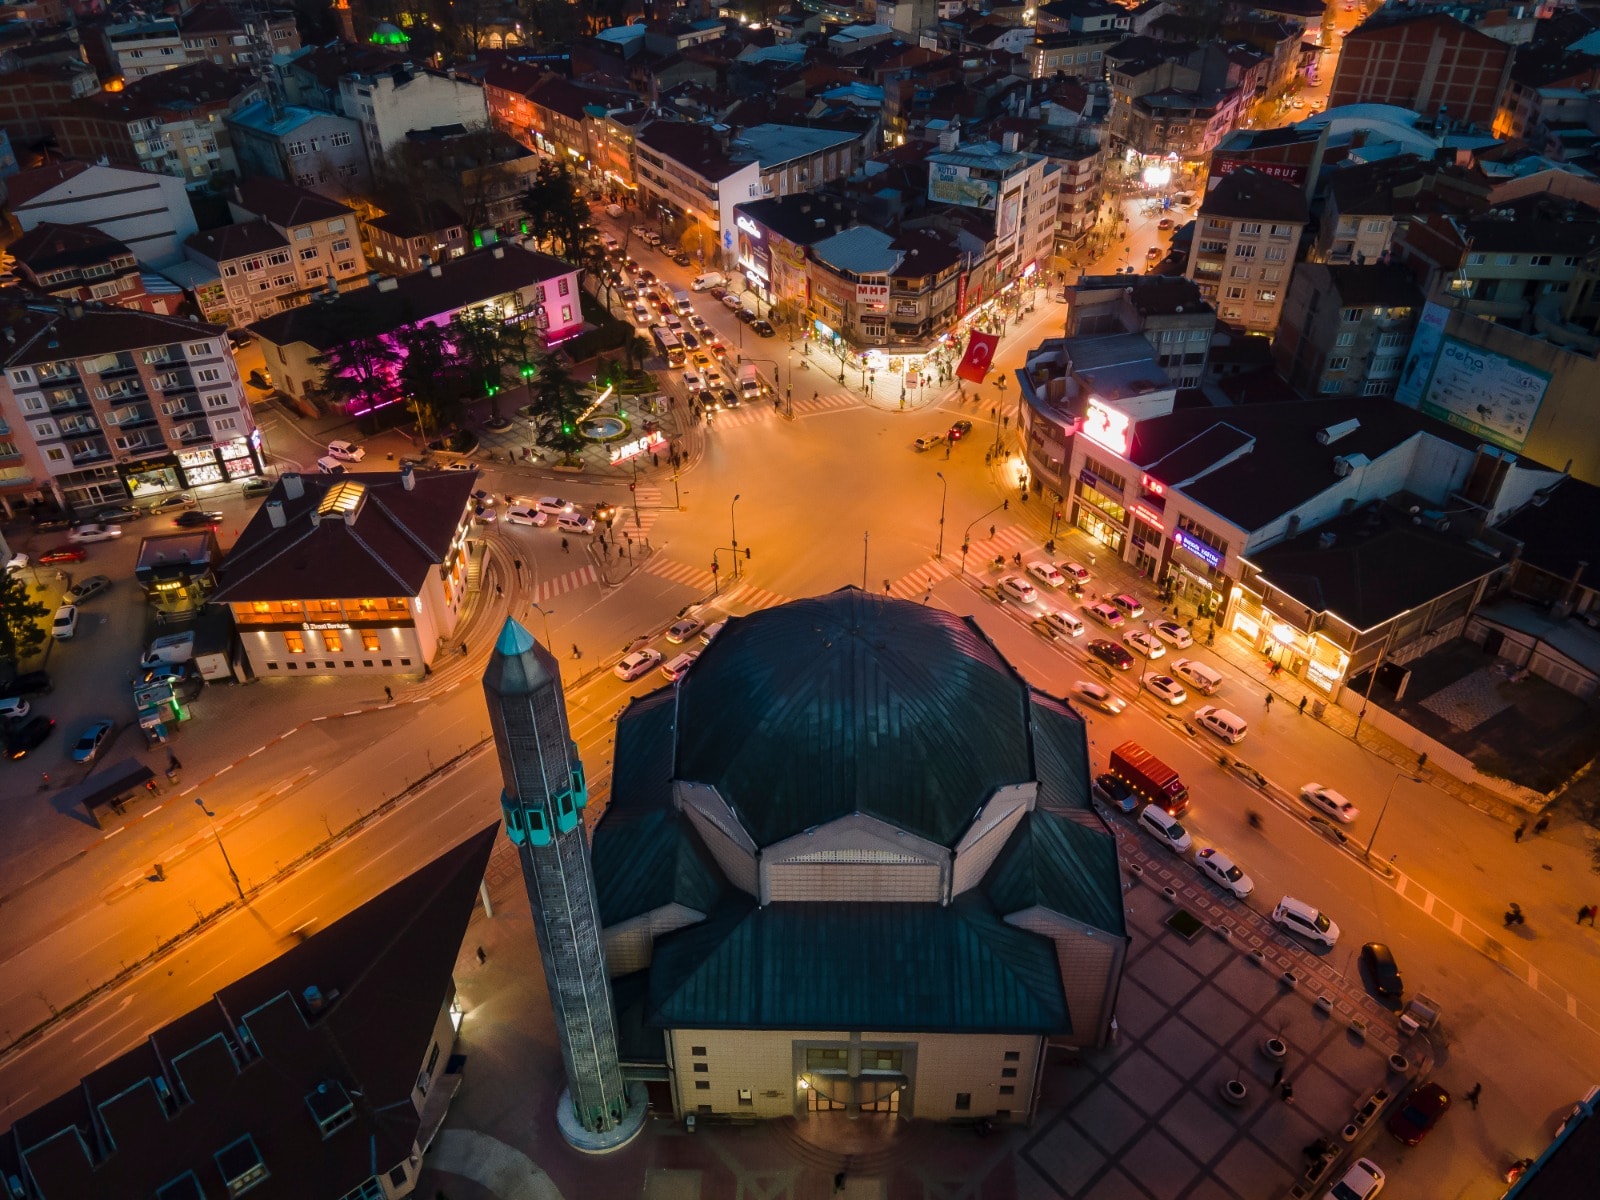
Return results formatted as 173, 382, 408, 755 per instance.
635, 121, 761, 266
365, 203, 468, 274
1311, 156, 1429, 266
1184, 168, 1308, 335
226, 101, 370, 198
101, 18, 185, 81
1064, 275, 1217, 387
9, 223, 183, 316
179, 0, 300, 69
6, 161, 199, 267
1273, 263, 1423, 397
51, 62, 261, 186
0, 59, 101, 143
731, 193, 856, 314
338, 63, 488, 169
0, 303, 260, 513
228, 177, 368, 292
925, 133, 1056, 278
1328, 12, 1513, 129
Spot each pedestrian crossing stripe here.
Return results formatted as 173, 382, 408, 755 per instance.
643, 554, 717, 592
709, 391, 862, 428
717, 580, 790, 611
887, 559, 952, 600
960, 524, 1035, 563
536, 565, 598, 600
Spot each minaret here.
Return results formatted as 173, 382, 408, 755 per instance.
482, 617, 646, 1150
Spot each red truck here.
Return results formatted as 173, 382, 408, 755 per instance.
1108, 741, 1189, 815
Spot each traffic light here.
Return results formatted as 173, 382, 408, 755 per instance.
711, 559, 719, 573
744, 548, 751, 559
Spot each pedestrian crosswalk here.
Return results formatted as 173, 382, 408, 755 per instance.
643, 553, 717, 593
606, 486, 666, 538
958, 522, 1038, 568
716, 579, 790, 612
708, 390, 861, 430
641, 555, 791, 611
886, 559, 951, 601
536, 564, 598, 600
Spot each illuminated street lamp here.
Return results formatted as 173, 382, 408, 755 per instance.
1365, 772, 1422, 863
195, 798, 244, 901
935, 471, 947, 560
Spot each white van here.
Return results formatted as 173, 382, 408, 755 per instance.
1195, 705, 1248, 743
691, 271, 725, 291
315, 456, 346, 475
1137, 805, 1193, 854
1272, 896, 1340, 947
737, 363, 764, 399
141, 632, 195, 668
1172, 658, 1223, 695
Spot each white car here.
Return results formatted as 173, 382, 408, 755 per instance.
504, 504, 548, 526
666, 616, 705, 644
700, 619, 726, 646
721, 293, 743, 310
67, 523, 122, 543
5, 552, 26, 572
1301, 783, 1360, 823
682, 371, 703, 390
614, 648, 663, 680
1137, 805, 1193, 854
1322, 1158, 1384, 1200
1195, 847, 1254, 898
632, 305, 651, 325
1143, 674, 1187, 705
1070, 680, 1126, 715
557, 513, 595, 536
1042, 609, 1084, 638
51, 604, 78, 639
1151, 620, 1193, 648
1027, 561, 1066, 589
999, 575, 1037, 604
1059, 561, 1091, 585
326, 439, 365, 462
1123, 629, 1166, 659
660, 651, 699, 681
536, 497, 575, 516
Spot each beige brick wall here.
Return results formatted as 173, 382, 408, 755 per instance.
602, 902, 707, 976
766, 861, 943, 902
666, 1028, 1042, 1122
1006, 907, 1123, 1049
951, 785, 1033, 896
762, 814, 948, 903
891, 1031, 1040, 1121
679, 785, 758, 896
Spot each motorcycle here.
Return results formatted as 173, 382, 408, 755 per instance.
1504, 902, 1525, 927
1505, 1157, 1534, 1183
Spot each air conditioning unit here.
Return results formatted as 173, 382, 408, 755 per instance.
1332, 456, 1353, 477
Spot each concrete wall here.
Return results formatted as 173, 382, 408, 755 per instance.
763, 812, 948, 903
678, 783, 759, 896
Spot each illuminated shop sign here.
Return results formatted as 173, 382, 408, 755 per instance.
1173, 529, 1223, 569
1081, 398, 1130, 455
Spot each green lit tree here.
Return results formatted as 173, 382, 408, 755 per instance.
0, 569, 49, 667
524, 351, 588, 465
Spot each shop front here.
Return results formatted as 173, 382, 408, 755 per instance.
1072, 465, 1129, 558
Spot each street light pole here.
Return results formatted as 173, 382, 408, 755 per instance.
935, 471, 947, 560
730, 493, 741, 580
959, 501, 1010, 578
1365, 772, 1420, 861
528, 602, 554, 650
195, 797, 244, 901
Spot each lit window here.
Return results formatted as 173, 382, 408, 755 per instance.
283, 631, 305, 653
361, 630, 380, 652
322, 630, 342, 653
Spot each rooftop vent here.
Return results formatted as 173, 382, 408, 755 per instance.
1316, 418, 1361, 446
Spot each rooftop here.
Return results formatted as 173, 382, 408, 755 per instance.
1199, 167, 1309, 224
729, 123, 861, 168
810, 225, 902, 274
1, 302, 228, 367
212, 470, 477, 603
185, 220, 289, 264
232, 177, 355, 230
636, 120, 742, 181
9, 223, 135, 274
1313, 263, 1425, 309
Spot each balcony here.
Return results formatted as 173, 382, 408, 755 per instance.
47, 388, 91, 414
162, 399, 206, 420
69, 443, 113, 466
97, 354, 140, 380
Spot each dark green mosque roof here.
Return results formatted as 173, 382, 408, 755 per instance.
673, 588, 1033, 847
1031, 693, 1094, 813
647, 898, 1070, 1034
983, 810, 1128, 937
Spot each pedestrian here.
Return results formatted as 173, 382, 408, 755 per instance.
1298, 695, 1308, 715
652, 451, 659, 466
989, 525, 996, 539
1465, 1083, 1482, 1110
384, 686, 393, 703
883, 579, 891, 594
561, 538, 570, 554
495, 583, 503, 598
1003, 499, 1010, 512
1514, 822, 1527, 842
513, 558, 523, 575
476, 946, 486, 965
1272, 1066, 1285, 1088
145, 779, 160, 796
505, 493, 513, 505
1534, 815, 1551, 836
572, 644, 583, 660
1280, 1081, 1294, 1103
1265, 694, 1273, 710
460, 643, 468, 656
1586, 905, 1597, 926
1578, 906, 1590, 925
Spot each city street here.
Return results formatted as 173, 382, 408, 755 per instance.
3, 18, 1596, 1186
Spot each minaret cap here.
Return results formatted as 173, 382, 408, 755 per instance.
483, 616, 561, 696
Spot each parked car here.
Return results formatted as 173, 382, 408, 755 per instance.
68, 523, 122, 543
1360, 942, 1404, 1003
660, 651, 699, 681
242, 478, 274, 498
1143, 674, 1187, 705
752, 319, 776, 337
62, 575, 112, 605
32, 512, 72, 532
720, 293, 743, 310
1092, 772, 1138, 812
1, 670, 52, 696
1088, 639, 1134, 670
94, 505, 141, 524
1195, 847, 1254, 898
36, 546, 87, 565
1272, 895, 1340, 947
174, 510, 224, 528
614, 648, 663, 680
735, 308, 757, 324
1387, 1082, 1451, 1146
71, 718, 114, 764
1301, 783, 1359, 823
666, 616, 705, 644
4, 715, 55, 760
1138, 805, 1193, 853
1152, 620, 1193, 648
1322, 1158, 1384, 1200
147, 493, 197, 515
51, 605, 78, 639
1110, 593, 1145, 619
326, 439, 366, 463
1071, 680, 1126, 714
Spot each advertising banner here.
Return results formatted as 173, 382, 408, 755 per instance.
1419, 336, 1549, 450
929, 163, 999, 210
1394, 300, 1449, 411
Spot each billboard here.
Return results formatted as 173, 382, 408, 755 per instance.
1210, 156, 1307, 188
1418, 336, 1550, 450
1393, 300, 1448, 410
929, 162, 998, 210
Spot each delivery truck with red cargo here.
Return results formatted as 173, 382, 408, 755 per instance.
1108, 741, 1189, 815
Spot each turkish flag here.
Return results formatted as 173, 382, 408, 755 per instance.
955, 331, 1000, 384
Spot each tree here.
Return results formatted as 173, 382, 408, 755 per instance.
311, 329, 395, 421
523, 352, 589, 464
396, 321, 463, 441
451, 304, 540, 424
0, 570, 49, 668
622, 333, 652, 372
